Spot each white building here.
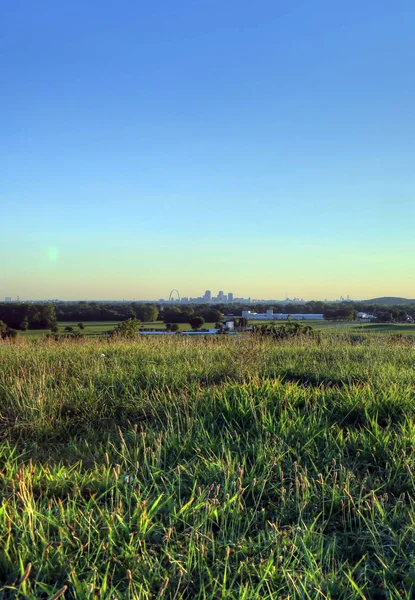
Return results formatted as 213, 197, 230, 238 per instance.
242, 310, 324, 321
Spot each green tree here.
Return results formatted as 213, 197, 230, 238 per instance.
235, 317, 248, 329
196, 308, 223, 322
39, 304, 58, 329
163, 308, 192, 324
64, 326, 74, 332
20, 318, 29, 331
132, 303, 158, 322
169, 323, 179, 332
112, 318, 141, 339
189, 316, 205, 330
78, 322, 85, 330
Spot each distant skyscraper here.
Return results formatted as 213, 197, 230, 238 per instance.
204, 290, 211, 301
228, 292, 234, 302
5, 297, 12, 303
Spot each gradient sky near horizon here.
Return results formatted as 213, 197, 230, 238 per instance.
1, 0, 415, 301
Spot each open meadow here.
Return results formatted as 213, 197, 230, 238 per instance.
17, 320, 415, 341
250, 321, 415, 335
2, 333, 415, 598
18, 322, 219, 340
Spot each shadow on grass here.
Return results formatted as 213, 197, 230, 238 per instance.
279, 370, 367, 389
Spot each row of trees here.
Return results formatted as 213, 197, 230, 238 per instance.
111, 316, 209, 338
161, 306, 223, 324
323, 307, 358, 321
0, 303, 57, 331
54, 302, 223, 324
3, 299, 413, 333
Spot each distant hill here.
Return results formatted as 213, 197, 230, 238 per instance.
365, 297, 415, 305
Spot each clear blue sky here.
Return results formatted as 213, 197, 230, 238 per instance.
1, 0, 414, 300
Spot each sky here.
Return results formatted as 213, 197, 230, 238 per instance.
1, 0, 415, 301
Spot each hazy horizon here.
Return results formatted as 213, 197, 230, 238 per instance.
3, 289, 415, 303
2, 1, 414, 300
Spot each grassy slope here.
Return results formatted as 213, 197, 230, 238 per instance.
1, 336, 415, 598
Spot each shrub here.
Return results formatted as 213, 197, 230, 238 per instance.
0, 321, 18, 339
20, 319, 29, 331
252, 321, 319, 340
111, 318, 141, 339
189, 316, 205, 330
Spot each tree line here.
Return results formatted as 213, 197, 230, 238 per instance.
0, 303, 57, 332
54, 302, 225, 324
1, 299, 414, 334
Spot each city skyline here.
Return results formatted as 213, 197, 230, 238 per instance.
3, 288, 411, 305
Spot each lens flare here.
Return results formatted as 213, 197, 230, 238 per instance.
47, 247, 59, 263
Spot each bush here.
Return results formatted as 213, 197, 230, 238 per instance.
252, 321, 319, 340
189, 316, 205, 330
0, 320, 18, 339
111, 318, 141, 339
1, 327, 18, 340
20, 319, 29, 331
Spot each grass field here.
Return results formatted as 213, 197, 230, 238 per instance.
18, 320, 415, 341
249, 320, 415, 335
18, 322, 120, 339
2, 334, 415, 598
19, 321, 219, 339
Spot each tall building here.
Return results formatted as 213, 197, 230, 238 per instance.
5, 297, 12, 302
228, 292, 234, 302
204, 290, 211, 301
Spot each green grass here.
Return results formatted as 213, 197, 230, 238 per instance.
18, 322, 121, 339
318, 322, 415, 337
354, 323, 415, 333
2, 335, 415, 598
18, 320, 415, 340
251, 320, 415, 335
18, 328, 51, 339
19, 321, 219, 339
